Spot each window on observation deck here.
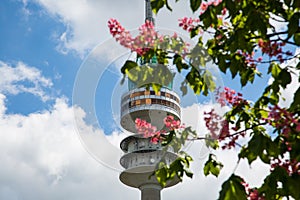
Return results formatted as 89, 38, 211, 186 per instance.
146, 98, 151, 104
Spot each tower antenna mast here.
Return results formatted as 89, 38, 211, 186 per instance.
145, 0, 155, 24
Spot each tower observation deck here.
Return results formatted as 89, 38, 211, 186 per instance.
119, 1, 182, 200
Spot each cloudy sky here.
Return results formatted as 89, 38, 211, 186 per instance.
0, 0, 298, 200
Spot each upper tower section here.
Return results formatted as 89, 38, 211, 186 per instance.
145, 0, 155, 24
120, 0, 181, 133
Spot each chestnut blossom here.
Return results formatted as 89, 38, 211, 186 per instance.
135, 116, 182, 143
258, 39, 292, 63
265, 105, 300, 138
178, 17, 200, 32
108, 19, 189, 56
271, 158, 300, 176
242, 181, 265, 200
216, 86, 248, 107
163, 115, 183, 130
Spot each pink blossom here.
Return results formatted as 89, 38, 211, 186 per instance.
134, 116, 183, 143
222, 8, 227, 15
216, 87, 248, 107
109, 19, 190, 56
164, 115, 182, 130
200, 2, 208, 11
178, 17, 200, 32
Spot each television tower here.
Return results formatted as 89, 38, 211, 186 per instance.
119, 1, 182, 199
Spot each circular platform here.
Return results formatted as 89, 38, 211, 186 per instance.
120, 87, 181, 133
119, 165, 181, 189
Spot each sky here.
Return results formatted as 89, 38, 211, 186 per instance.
0, 0, 298, 200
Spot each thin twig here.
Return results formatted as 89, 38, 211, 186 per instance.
190, 122, 268, 141
253, 53, 300, 64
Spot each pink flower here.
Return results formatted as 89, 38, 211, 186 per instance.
216, 87, 248, 107
164, 115, 182, 130
222, 8, 227, 15
296, 123, 300, 132
200, 2, 208, 11
109, 19, 190, 56
178, 17, 200, 32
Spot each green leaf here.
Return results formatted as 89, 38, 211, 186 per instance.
290, 87, 300, 110
292, 0, 300, 9
219, 174, 247, 200
203, 154, 223, 177
239, 132, 278, 165
151, 0, 166, 14
180, 81, 188, 96
190, 0, 201, 12
200, 8, 213, 28
190, 27, 199, 38
229, 62, 238, 78
121, 60, 138, 74
284, 0, 291, 6
173, 54, 189, 72
268, 63, 281, 78
288, 13, 300, 38
259, 167, 289, 199
240, 68, 255, 87
287, 174, 300, 199
277, 69, 291, 88
155, 162, 168, 187
152, 83, 161, 93
203, 70, 216, 92
165, 0, 173, 11
205, 134, 219, 149
294, 33, 300, 45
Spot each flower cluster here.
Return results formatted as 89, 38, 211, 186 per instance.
265, 105, 300, 138
135, 116, 182, 143
242, 181, 265, 200
271, 158, 300, 176
108, 18, 125, 37
204, 108, 246, 149
200, 0, 223, 13
204, 87, 249, 149
164, 115, 183, 130
108, 19, 157, 55
216, 87, 248, 107
236, 50, 263, 68
204, 109, 225, 139
108, 19, 132, 49
135, 118, 158, 138
179, 1, 227, 33
258, 39, 293, 63
108, 19, 189, 56
178, 17, 200, 32
204, 108, 244, 149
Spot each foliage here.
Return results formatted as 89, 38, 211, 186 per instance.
108, 0, 300, 199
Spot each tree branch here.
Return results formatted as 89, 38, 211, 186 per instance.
190, 122, 268, 141
260, 54, 299, 64
247, 31, 288, 40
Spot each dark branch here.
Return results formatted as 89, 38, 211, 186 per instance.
190, 122, 268, 141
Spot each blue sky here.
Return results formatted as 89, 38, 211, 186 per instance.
0, 0, 298, 200
1, 1, 81, 114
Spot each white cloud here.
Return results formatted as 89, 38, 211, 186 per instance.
0, 61, 53, 101
29, 0, 195, 56
0, 94, 271, 199
267, 48, 300, 107
278, 48, 300, 107
269, 13, 288, 34
31, 0, 141, 56
0, 94, 136, 200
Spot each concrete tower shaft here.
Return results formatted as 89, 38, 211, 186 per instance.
119, 1, 181, 200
